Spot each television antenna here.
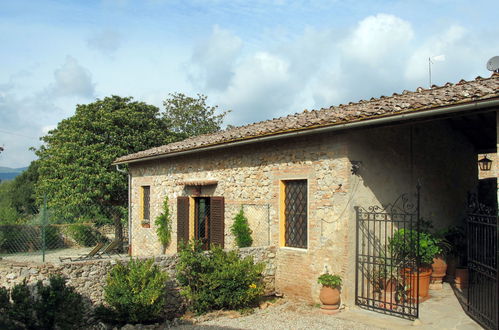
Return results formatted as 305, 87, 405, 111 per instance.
486, 56, 499, 73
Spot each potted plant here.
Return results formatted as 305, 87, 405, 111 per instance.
389, 229, 442, 300
430, 231, 452, 288
317, 273, 342, 312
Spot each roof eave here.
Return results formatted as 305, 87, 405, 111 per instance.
113, 97, 499, 166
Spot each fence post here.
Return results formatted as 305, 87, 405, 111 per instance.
41, 194, 47, 262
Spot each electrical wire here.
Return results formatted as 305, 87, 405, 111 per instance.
0, 128, 39, 140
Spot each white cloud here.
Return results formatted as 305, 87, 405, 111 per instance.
221, 52, 295, 123
41, 125, 56, 135
405, 25, 468, 83
52, 56, 95, 98
190, 25, 242, 91
341, 14, 414, 66
87, 29, 123, 55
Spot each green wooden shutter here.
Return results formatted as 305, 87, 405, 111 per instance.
177, 196, 190, 251
209, 196, 225, 248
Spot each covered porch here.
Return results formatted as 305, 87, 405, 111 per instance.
347, 102, 497, 329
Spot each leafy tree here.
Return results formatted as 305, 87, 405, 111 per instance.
9, 161, 39, 216
0, 180, 19, 224
35, 96, 175, 246
163, 93, 230, 139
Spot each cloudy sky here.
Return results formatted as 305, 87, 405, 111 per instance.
1, 0, 498, 168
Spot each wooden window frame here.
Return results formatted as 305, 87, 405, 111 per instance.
177, 195, 224, 251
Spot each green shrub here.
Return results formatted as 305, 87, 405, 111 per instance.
35, 276, 84, 329
231, 207, 253, 248
66, 223, 107, 247
0, 225, 66, 253
176, 240, 264, 314
0, 286, 18, 330
317, 273, 342, 288
0, 225, 39, 252
98, 258, 169, 324
155, 196, 172, 252
10, 280, 37, 329
44, 225, 66, 249
1, 276, 84, 330
389, 229, 442, 267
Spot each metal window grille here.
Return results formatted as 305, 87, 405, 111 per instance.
284, 180, 307, 248
142, 186, 150, 220
195, 198, 210, 242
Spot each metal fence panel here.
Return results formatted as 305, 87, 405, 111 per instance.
242, 204, 271, 247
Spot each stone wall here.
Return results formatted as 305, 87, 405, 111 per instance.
0, 246, 276, 310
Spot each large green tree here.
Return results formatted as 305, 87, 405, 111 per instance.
35, 96, 175, 245
9, 161, 39, 216
163, 93, 230, 139
0, 180, 18, 224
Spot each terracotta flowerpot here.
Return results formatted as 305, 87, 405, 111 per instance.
319, 286, 340, 310
455, 267, 468, 289
430, 256, 447, 289
384, 278, 397, 292
379, 289, 396, 310
402, 267, 432, 300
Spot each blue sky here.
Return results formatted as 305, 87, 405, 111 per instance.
1, 0, 498, 167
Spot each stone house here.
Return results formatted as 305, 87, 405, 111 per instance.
114, 75, 499, 307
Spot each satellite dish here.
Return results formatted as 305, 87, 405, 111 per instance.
486, 56, 499, 72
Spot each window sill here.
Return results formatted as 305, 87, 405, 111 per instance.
279, 246, 308, 253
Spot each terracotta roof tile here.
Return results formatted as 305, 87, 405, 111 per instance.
115, 75, 499, 164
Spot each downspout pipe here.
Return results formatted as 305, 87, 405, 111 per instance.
114, 98, 499, 165
115, 164, 132, 256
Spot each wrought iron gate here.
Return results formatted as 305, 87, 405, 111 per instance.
466, 194, 498, 330
355, 188, 421, 319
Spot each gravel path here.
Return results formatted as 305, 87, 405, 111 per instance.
173, 300, 385, 330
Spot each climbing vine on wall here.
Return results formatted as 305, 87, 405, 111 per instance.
155, 196, 172, 252
231, 206, 253, 248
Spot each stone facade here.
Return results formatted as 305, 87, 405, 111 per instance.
128, 120, 478, 306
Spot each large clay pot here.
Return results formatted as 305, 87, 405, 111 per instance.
455, 267, 468, 289
402, 267, 432, 300
319, 286, 340, 310
379, 289, 396, 310
431, 256, 447, 286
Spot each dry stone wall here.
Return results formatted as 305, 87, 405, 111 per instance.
0, 246, 276, 310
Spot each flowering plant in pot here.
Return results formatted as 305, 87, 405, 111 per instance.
317, 273, 342, 311
389, 229, 442, 299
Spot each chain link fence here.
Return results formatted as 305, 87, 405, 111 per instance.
242, 204, 271, 247
0, 204, 128, 264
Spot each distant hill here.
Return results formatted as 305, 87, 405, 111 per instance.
0, 166, 27, 181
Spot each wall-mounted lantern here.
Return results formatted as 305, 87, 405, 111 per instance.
478, 155, 492, 171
